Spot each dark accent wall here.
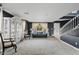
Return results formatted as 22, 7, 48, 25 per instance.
61, 34, 79, 48
60, 16, 75, 19
3, 10, 14, 17
25, 21, 28, 31
68, 28, 79, 37
25, 21, 32, 35
0, 4, 2, 6
28, 22, 32, 35
54, 20, 69, 28
59, 20, 70, 28
60, 26, 79, 48
48, 22, 54, 36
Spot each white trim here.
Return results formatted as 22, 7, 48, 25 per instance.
60, 18, 73, 30
60, 24, 79, 36
60, 15, 79, 36
60, 15, 78, 31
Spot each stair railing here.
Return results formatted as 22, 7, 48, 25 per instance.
60, 15, 79, 35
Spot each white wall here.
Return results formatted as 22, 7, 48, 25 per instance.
12, 17, 25, 43
3, 17, 11, 38
12, 17, 22, 43
0, 7, 3, 51
54, 23, 60, 39
21, 21, 25, 39
0, 7, 2, 32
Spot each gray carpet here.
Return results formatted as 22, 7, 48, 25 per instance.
0, 37, 79, 55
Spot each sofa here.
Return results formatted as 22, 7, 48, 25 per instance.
31, 29, 48, 38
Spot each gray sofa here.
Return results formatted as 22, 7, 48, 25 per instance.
32, 31, 47, 37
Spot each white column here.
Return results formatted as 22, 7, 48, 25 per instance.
0, 6, 3, 52
0, 7, 3, 33
54, 23, 60, 39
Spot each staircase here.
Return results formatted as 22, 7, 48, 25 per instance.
60, 15, 79, 48
60, 15, 79, 36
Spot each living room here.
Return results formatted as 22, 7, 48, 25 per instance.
0, 3, 79, 55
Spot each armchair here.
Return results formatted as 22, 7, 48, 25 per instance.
0, 33, 17, 55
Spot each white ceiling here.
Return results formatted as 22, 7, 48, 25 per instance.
2, 3, 79, 22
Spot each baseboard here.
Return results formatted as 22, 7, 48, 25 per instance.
59, 39, 79, 51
